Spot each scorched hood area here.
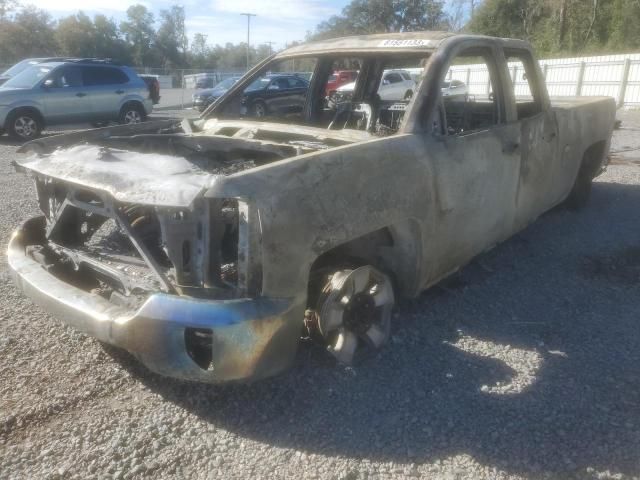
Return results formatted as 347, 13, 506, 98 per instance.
14, 119, 369, 308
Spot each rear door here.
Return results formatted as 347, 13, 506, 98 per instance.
41, 66, 92, 124
82, 66, 131, 120
504, 49, 560, 229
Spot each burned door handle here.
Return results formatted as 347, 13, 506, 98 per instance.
502, 142, 520, 154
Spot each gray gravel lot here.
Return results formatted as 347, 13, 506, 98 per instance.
0, 112, 639, 479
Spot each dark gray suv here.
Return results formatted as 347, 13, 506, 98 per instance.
0, 59, 153, 140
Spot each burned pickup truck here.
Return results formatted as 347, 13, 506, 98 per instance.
8, 32, 615, 383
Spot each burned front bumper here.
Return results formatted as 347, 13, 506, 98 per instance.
8, 216, 303, 383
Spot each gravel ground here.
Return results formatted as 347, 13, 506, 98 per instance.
0, 112, 639, 480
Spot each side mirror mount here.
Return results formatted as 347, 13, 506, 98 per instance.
42, 79, 54, 89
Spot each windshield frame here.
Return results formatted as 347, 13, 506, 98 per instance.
1, 59, 43, 78
1, 63, 58, 89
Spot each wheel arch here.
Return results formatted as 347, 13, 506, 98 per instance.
8, 106, 46, 129
579, 139, 608, 180
119, 98, 146, 115
306, 218, 423, 306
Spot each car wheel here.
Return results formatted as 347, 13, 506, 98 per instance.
311, 265, 395, 365
7, 110, 42, 141
119, 104, 145, 125
404, 90, 413, 100
252, 101, 267, 118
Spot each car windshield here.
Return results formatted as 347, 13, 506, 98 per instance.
213, 77, 238, 92
2, 65, 53, 89
1, 59, 41, 78
245, 77, 270, 92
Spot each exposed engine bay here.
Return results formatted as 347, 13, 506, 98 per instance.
17, 119, 370, 309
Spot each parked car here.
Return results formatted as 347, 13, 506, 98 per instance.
138, 74, 161, 105
240, 74, 309, 118
325, 70, 358, 97
0, 59, 153, 140
441, 79, 468, 98
9, 32, 615, 384
195, 77, 215, 89
0, 57, 66, 86
334, 69, 416, 105
192, 76, 241, 112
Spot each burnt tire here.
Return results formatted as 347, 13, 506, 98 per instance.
6, 109, 42, 141
118, 103, 146, 125
565, 169, 593, 210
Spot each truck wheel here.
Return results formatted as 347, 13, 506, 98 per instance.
7, 110, 42, 141
252, 101, 267, 118
119, 103, 145, 125
565, 169, 592, 210
311, 266, 395, 365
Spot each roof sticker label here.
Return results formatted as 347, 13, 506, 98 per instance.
378, 39, 432, 48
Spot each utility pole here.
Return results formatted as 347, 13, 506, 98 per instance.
265, 41, 275, 56
240, 13, 256, 71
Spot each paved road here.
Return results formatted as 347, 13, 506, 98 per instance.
0, 113, 639, 479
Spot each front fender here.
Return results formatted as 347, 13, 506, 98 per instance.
0, 98, 44, 127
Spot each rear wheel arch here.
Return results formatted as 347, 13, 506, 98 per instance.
566, 139, 608, 210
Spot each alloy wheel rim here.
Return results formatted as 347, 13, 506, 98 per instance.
317, 266, 395, 364
124, 110, 142, 124
14, 116, 37, 138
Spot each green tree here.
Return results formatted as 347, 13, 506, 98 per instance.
0, 6, 57, 63
467, 0, 635, 56
93, 14, 130, 62
120, 5, 157, 66
55, 12, 96, 57
190, 33, 215, 69
0, 0, 15, 20
312, 0, 448, 40
156, 5, 188, 67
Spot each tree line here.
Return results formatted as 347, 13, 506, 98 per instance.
0, 2, 272, 70
312, 0, 640, 57
1, 0, 640, 72
467, 0, 640, 56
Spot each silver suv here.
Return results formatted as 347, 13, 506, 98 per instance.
0, 59, 153, 141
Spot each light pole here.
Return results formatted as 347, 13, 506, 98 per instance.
265, 41, 275, 56
240, 13, 256, 71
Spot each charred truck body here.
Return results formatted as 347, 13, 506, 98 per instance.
9, 32, 615, 383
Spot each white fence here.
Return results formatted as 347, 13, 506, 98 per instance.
447, 52, 640, 107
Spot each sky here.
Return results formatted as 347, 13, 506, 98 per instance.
16, 0, 466, 51
17, 0, 352, 50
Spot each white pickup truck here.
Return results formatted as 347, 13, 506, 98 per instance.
9, 32, 615, 383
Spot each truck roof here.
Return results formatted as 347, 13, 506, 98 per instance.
275, 31, 529, 58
